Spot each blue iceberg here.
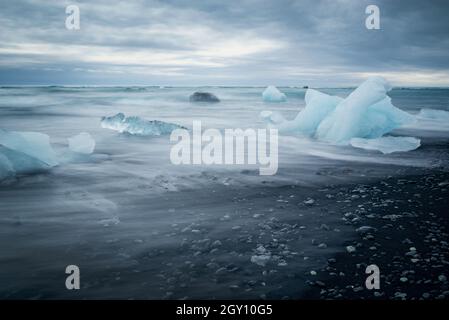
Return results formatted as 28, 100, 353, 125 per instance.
101, 113, 185, 136
262, 86, 287, 102
261, 77, 419, 153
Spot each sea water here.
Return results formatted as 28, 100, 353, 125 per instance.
0, 86, 448, 298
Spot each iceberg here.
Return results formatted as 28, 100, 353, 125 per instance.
0, 129, 58, 179
261, 89, 342, 135
262, 77, 417, 149
262, 86, 287, 102
101, 113, 186, 136
68, 132, 95, 154
350, 136, 421, 154
316, 77, 414, 143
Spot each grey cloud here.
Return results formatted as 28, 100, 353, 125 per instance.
0, 0, 448, 86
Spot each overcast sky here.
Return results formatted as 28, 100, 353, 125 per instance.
1, 0, 448, 86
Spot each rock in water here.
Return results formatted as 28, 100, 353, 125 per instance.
189, 92, 220, 103
262, 86, 287, 102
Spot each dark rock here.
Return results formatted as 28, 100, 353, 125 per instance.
189, 92, 220, 103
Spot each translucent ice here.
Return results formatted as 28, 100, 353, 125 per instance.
68, 132, 95, 154
101, 113, 185, 136
316, 77, 414, 143
0, 129, 58, 179
350, 136, 421, 154
262, 86, 287, 102
262, 77, 416, 146
0, 130, 58, 166
261, 89, 342, 135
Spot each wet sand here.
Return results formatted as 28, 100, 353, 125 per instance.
1, 164, 448, 299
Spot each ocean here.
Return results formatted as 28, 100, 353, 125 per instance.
0, 86, 448, 298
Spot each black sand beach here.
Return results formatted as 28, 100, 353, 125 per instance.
304, 169, 449, 300
1, 162, 448, 299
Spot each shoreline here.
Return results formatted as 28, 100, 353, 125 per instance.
303, 170, 449, 300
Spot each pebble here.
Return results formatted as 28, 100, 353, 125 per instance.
304, 198, 315, 205
346, 245, 356, 253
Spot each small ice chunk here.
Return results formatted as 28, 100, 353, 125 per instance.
262, 86, 287, 102
259, 110, 286, 125
350, 136, 421, 154
100, 113, 125, 132
101, 113, 185, 136
0, 130, 58, 167
0, 129, 58, 179
68, 132, 95, 154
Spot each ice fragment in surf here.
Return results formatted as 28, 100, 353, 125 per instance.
0, 129, 58, 179
262, 86, 287, 102
101, 113, 185, 136
350, 136, 421, 154
68, 132, 95, 154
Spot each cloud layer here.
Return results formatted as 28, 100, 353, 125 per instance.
1, 0, 449, 86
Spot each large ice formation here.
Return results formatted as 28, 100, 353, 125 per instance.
262, 89, 342, 135
262, 86, 287, 102
0, 129, 58, 179
261, 77, 419, 153
101, 113, 185, 136
350, 136, 421, 154
68, 132, 95, 154
316, 77, 415, 143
